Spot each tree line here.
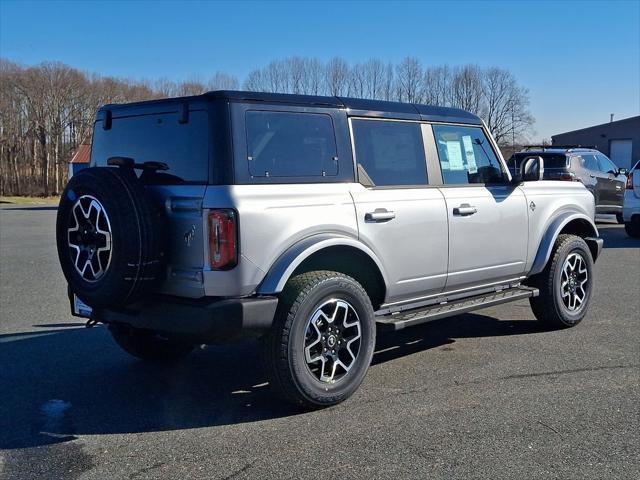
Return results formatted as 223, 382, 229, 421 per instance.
0, 56, 533, 197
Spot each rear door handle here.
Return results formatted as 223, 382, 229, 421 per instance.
365, 209, 396, 222
453, 204, 477, 216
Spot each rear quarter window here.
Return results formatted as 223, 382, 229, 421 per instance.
245, 111, 338, 178
91, 110, 209, 183
351, 119, 427, 186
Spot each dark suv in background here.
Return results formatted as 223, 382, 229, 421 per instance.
508, 147, 627, 222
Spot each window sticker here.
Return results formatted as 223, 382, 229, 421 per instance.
462, 135, 477, 174
445, 141, 464, 170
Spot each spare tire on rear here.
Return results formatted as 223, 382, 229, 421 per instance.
56, 167, 166, 308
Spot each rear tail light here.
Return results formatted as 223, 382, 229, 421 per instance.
208, 210, 237, 270
627, 171, 634, 189
550, 171, 576, 181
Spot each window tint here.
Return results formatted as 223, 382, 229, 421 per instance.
509, 153, 568, 173
246, 111, 337, 178
596, 154, 618, 173
351, 120, 427, 186
580, 154, 599, 171
91, 110, 209, 183
432, 125, 506, 184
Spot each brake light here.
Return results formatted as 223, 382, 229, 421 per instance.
627, 171, 634, 189
550, 172, 576, 181
208, 210, 237, 270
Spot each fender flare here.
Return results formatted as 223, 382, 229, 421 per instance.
529, 212, 599, 276
256, 233, 389, 295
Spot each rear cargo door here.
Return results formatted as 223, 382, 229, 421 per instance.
91, 106, 210, 298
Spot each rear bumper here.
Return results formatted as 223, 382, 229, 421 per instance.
585, 237, 604, 262
94, 295, 279, 343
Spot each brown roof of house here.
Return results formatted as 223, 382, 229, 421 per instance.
70, 144, 91, 164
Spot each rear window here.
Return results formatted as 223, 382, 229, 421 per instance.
91, 110, 209, 183
509, 153, 569, 170
352, 119, 427, 186
245, 111, 338, 178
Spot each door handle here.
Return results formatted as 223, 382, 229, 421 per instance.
365, 209, 396, 222
589, 174, 597, 178
453, 204, 477, 216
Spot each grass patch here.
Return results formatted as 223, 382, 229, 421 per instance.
0, 196, 60, 205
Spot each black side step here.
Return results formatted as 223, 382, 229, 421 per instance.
376, 286, 539, 331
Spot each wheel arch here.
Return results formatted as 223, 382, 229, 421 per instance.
256, 234, 389, 309
529, 213, 600, 276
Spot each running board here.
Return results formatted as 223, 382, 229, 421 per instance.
376, 286, 539, 331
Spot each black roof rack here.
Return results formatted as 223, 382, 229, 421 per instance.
522, 144, 596, 151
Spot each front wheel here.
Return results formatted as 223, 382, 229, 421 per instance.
264, 271, 376, 408
109, 324, 194, 362
616, 212, 624, 224
528, 234, 594, 328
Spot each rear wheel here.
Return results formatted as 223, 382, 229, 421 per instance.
264, 271, 376, 408
624, 216, 640, 238
109, 324, 194, 362
528, 234, 594, 328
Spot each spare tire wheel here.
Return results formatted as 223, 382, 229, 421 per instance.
56, 167, 166, 308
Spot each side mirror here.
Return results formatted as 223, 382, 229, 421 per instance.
618, 168, 628, 176
520, 156, 544, 182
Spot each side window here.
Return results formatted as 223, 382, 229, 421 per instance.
245, 111, 338, 178
432, 125, 506, 185
580, 154, 599, 171
596, 154, 617, 174
351, 119, 427, 186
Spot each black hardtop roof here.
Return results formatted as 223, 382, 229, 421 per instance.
99, 90, 483, 125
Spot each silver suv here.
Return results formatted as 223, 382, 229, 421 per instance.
57, 91, 603, 408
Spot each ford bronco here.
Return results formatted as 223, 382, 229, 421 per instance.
57, 91, 603, 408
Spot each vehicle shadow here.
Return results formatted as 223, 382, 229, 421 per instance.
0, 312, 545, 450
597, 224, 640, 249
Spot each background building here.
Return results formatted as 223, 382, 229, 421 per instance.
68, 143, 91, 178
552, 115, 639, 170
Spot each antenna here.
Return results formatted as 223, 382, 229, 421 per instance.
610, 113, 614, 123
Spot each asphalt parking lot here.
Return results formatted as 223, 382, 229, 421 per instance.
0, 205, 638, 480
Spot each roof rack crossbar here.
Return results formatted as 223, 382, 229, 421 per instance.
522, 144, 596, 150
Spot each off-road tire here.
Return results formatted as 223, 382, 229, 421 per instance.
624, 217, 640, 238
109, 324, 194, 362
528, 234, 594, 328
264, 271, 376, 409
56, 167, 165, 308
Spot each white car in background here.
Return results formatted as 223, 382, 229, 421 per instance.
623, 160, 640, 238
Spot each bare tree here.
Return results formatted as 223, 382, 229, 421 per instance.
207, 72, 239, 90
423, 65, 453, 106
0, 56, 534, 197
325, 57, 350, 96
482, 67, 533, 144
451, 64, 483, 113
395, 57, 423, 103
243, 69, 266, 92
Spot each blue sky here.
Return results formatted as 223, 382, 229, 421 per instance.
1, 0, 638, 140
